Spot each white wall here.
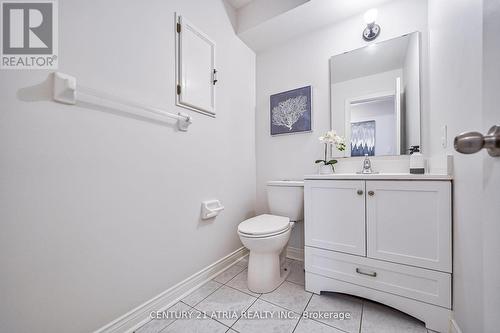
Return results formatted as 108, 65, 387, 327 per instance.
427, 0, 484, 332
255, 0, 428, 247
0, 1, 256, 332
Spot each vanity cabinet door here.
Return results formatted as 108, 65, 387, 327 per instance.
366, 181, 452, 272
305, 180, 366, 256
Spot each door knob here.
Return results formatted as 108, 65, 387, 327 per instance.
368, 191, 375, 196
357, 190, 363, 195
454, 125, 500, 157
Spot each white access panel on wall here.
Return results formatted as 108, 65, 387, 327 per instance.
175, 14, 216, 116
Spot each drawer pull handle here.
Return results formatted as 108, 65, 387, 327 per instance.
356, 268, 377, 277
368, 191, 375, 196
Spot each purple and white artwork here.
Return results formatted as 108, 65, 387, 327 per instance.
270, 86, 312, 135
351, 120, 376, 156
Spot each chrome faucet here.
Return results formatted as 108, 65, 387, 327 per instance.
361, 154, 373, 174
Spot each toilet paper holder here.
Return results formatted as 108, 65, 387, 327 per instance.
201, 200, 224, 220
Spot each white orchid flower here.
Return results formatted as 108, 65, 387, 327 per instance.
327, 130, 337, 138
316, 130, 346, 171
318, 131, 346, 152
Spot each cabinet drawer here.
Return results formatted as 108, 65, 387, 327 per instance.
305, 246, 451, 308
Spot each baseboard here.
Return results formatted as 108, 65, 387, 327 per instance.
450, 319, 463, 333
286, 246, 304, 261
93, 247, 249, 333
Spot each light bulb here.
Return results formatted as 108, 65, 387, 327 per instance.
364, 8, 378, 24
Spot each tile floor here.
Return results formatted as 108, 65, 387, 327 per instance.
134, 257, 431, 333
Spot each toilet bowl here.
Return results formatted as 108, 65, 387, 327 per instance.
237, 180, 304, 293
238, 214, 292, 293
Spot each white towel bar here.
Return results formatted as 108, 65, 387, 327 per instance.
52, 72, 192, 131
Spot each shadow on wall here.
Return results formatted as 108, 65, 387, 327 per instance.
16, 73, 180, 130
16, 74, 53, 102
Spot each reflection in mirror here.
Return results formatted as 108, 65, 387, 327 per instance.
330, 32, 421, 157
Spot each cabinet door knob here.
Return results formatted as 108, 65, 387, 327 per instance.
357, 190, 363, 195
368, 191, 375, 196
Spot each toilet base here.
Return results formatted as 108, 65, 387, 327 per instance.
247, 249, 290, 293
238, 222, 292, 294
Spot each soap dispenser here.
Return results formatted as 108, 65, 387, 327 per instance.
361, 154, 373, 174
409, 145, 425, 174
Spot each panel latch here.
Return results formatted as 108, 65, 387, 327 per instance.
212, 69, 218, 85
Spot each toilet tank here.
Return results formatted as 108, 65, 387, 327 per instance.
267, 180, 304, 221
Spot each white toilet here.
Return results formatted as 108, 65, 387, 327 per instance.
237, 180, 304, 293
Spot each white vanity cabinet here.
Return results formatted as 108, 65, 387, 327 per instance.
304, 175, 453, 333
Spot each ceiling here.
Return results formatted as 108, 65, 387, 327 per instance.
234, 0, 397, 52
226, 0, 254, 9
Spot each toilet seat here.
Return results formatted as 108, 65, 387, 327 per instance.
238, 227, 290, 239
238, 214, 290, 238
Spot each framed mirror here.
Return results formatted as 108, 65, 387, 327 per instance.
330, 32, 421, 157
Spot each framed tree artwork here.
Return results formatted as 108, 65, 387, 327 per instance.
270, 86, 312, 135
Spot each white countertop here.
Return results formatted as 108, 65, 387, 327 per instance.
304, 173, 453, 181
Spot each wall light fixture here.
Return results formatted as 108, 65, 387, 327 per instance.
363, 9, 380, 41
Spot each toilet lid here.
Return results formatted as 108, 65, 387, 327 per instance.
238, 214, 290, 236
